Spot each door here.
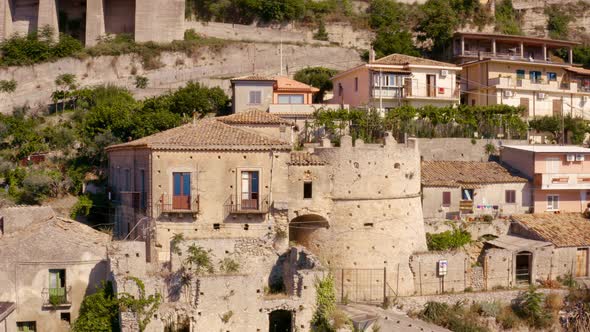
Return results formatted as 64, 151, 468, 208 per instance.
427, 75, 436, 97
546, 157, 561, 174
515, 252, 532, 284
172, 172, 191, 210
552, 99, 563, 117
520, 98, 530, 117
241, 171, 259, 210
49, 269, 66, 301
577, 248, 588, 277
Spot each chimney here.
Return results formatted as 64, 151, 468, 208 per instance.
369, 48, 375, 62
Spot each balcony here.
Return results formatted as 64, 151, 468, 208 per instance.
487, 77, 579, 93
371, 86, 460, 100
42, 286, 71, 308
156, 193, 199, 216
534, 173, 590, 190
224, 194, 270, 215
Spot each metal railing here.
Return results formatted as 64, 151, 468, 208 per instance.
42, 286, 72, 307
156, 193, 199, 215
534, 173, 590, 190
224, 194, 270, 215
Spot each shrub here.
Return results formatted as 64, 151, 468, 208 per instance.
482, 214, 493, 222
484, 143, 497, 155
219, 257, 240, 274
496, 306, 520, 329
184, 244, 214, 274
515, 286, 553, 328
0, 79, 17, 93
479, 301, 502, 317
70, 194, 93, 219
170, 233, 184, 256
558, 273, 578, 288
72, 281, 119, 331
311, 274, 337, 331
135, 75, 149, 89
426, 227, 471, 251
313, 20, 329, 41
545, 292, 564, 312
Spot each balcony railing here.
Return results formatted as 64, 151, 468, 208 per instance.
156, 193, 199, 215
488, 77, 579, 93
371, 87, 460, 100
42, 286, 72, 307
224, 194, 270, 215
534, 173, 590, 190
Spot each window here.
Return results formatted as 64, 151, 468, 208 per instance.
277, 94, 304, 104
547, 72, 557, 81
354, 77, 358, 92
249, 91, 261, 104
172, 172, 191, 210
0, 216, 3, 235
505, 190, 516, 203
241, 171, 260, 209
462, 188, 474, 201
547, 195, 559, 210
17, 322, 36, 332
303, 182, 313, 199
516, 69, 525, 79
60, 312, 71, 324
49, 269, 66, 305
530, 71, 542, 83
442, 191, 451, 207
338, 83, 343, 96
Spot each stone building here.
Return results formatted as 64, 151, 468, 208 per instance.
106, 108, 428, 308
421, 160, 531, 220
0, 206, 110, 332
0, 0, 184, 46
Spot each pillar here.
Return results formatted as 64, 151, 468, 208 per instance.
460, 36, 465, 56
492, 39, 496, 56
0, 0, 12, 40
520, 41, 524, 59
543, 44, 547, 62
569, 47, 574, 64
38, 0, 59, 41
85, 0, 105, 47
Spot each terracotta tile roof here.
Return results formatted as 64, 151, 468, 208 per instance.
106, 118, 291, 151
218, 109, 294, 126
288, 152, 327, 166
371, 53, 458, 67
275, 76, 319, 92
421, 161, 528, 187
230, 74, 275, 81
512, 213, 590, 247
565, 66, 590, 76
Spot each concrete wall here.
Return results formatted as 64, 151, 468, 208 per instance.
533, 188, 586, 213
410, 251, 468, 295
422, 182, 532, 219
500, 146, 535, 179
419, 138, 528, 162
232, 81, 274, 114
134, 0, 184, 43
0, 42, 362, 115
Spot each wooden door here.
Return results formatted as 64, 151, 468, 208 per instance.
427, 75, 436, 97
552, 99, 563, 117
520, 98, 530, 117
577, 248, 588, 277
172, 172, 191, 210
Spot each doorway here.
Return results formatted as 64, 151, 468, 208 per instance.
427, 74, 436, 97
269, 310, 293, 332
172, 172, 191, 210
515, 251, 532, 284
576, 248, 588, 277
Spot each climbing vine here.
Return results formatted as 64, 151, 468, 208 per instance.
118, 276, 162, 332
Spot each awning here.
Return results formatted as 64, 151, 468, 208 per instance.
486, 235, 552, 251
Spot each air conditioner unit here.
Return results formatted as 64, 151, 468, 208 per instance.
503, 90, 513, 98
440, 69, 449, 77
538, 92, 546, 99
567, 154, 576, 162
577, 154, 585, 161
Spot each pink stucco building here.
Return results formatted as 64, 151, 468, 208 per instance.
501, 145, 590, 213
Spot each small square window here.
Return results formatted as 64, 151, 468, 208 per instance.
505, 190, 516, 204
303, 182, 313, 199
17, 322, 36, 332
249, 91, 261, 104
60, 312, 71, 324
442, 191, 451, 207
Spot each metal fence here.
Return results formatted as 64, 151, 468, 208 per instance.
333, 268, 396, 304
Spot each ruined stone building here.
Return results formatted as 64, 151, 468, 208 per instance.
0, 206, 110, 332
0, 0, 184, 46
106, 109, 427, 329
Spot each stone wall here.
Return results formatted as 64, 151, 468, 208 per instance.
0, 42, 362, 114
410, 251, 469, 295
424, 219, 511, 239
416, 138, 528, 162
185, 20, 374, 50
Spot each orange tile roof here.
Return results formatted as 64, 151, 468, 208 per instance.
218, 109, 294, 126
421, 161, 528, 187
275, 76, 319, 92
230, 74, 275, 81
106, 118, 291, 151
512, 213, 590, 247
565, 66, 590, 76
288, 152, 327, 166
371, 54, 458, 67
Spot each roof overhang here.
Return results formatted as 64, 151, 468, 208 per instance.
486, 235, 552, 251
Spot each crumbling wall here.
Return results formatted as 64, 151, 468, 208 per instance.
417, 138, 528, 162
410, 251, 468, 295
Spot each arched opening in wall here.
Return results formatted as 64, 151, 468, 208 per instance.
515, 251, 532, 285
57, 0, 86, 43
103, 0, 135, 36
268, 310, 293, 332
289, 214, 329, 249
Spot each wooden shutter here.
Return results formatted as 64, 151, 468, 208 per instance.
505, 190, 516, 203
442, 191, 451, 207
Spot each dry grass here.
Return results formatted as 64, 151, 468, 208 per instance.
545, 292, 564, 312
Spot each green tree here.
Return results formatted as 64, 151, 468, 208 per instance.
169, 81, 230, 117
294, 67, 338, 103
545, 4, 572, 39
72, 281, 120, 332
372, 28, 420, 58
311, 274, 337, 331
495, 0, 522, 35
416, 0, 460, 58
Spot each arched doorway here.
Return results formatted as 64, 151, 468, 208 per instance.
268, 310, 293, 332
515, 251, 532, 284
289, 214, 329, 248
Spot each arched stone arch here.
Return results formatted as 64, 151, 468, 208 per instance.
289, 214, 329, 249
